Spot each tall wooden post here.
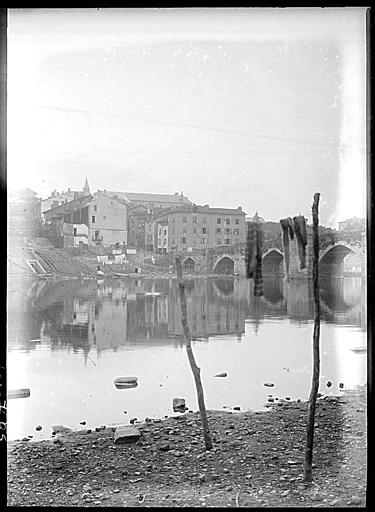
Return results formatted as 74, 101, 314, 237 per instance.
304, 192, 321, 482
175, 257, 213, 450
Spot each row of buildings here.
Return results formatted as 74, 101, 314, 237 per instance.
9, 179, 248, 253
8, 178, 366, 255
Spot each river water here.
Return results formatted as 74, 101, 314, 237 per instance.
7, 276, 366, 441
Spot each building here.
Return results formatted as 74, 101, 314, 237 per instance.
8, 188, 42, 237
103, 190, 192, 250
338, 217, 365, 234
41, 178, 91, 214
127, 203, 154, 250
43, 190, 127, 248
246, 211, 266, 224
151, 205, 247, 254
106, 190, 192, 210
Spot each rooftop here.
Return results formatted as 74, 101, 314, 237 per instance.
154, 204, 246, 220
106, 191, 192, 205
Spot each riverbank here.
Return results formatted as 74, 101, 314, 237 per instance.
7, 386, 366, 507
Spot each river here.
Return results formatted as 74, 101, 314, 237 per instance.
7, 276, 366, 441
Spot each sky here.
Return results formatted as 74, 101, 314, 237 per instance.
7, 8, 368, 227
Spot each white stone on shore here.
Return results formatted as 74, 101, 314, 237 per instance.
114, 425, 141, 444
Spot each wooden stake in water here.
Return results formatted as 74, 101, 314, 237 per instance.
304, 192, 321, 482
175, 257, 213, 450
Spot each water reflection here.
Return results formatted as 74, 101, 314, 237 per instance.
8, 276, 366, 356
7, 276, 366, 440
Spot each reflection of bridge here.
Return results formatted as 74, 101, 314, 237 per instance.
7, 275, 366, 359
179, 233, 366, 279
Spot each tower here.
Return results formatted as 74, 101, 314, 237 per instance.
83, 177, 90, 196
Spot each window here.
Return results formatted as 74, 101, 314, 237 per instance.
193, 228, 197, 234
193, 216, 197, 223
103, 215, 106, 220
183, 217, 187, 223
202, 227, 207, 234
95, 230, 100, 240
226, 228, 230, 234
202, 238, 206, 244
235, 218, 239, 225
203, 217, 207, 224
181, 237, 187, 244
183, 227, 187, 233
92, 215, 96, 223
226, 218, 230, 224
163, 229, 167, 235
234, 228, 239, 235
217, 239, 222, 245
93, 205, 97, 211
73, 227, 77, 236
216, 228, 221, 234
225, 238, 230, 244
217, 218, 221, 224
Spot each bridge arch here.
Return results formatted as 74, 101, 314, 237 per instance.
213, 255, 235, 275
182, 257, 195, 273
319, 241, 362, 277
262, 248, 284, 276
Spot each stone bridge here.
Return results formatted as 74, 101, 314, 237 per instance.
178, 233, 366, 279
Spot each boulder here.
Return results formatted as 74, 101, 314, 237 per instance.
52, 425, 72, 435
114, 425, 141, 444
173, 398, 186, 411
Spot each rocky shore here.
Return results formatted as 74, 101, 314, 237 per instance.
7, 386, 366, 507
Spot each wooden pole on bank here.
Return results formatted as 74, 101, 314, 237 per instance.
304, 192, 321, 482
175, 257, 213, 451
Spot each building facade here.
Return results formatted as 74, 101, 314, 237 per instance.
104, 190, 192, 251
41, 178, 91, 215
43, 191, 127, 248
338, 217, 366, 234
8, 188, 42, 237
106, 190, 192, 210
152, 205, 246, 254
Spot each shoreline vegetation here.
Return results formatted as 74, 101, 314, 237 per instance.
8, 386, 366, 507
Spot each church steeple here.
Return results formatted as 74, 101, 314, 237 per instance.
83, 177, 90, 195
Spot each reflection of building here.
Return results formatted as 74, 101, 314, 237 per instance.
167, 279, 246, 337
7, 275, 366, 362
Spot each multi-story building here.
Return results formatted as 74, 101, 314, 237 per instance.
338, 216, 365, 234
43, 190, 127, 248
103, 191, 192, 250
8, 188, 42, 237
151, 205, 246, 253
106, 190, 192, 210
41, 178, 90, 214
